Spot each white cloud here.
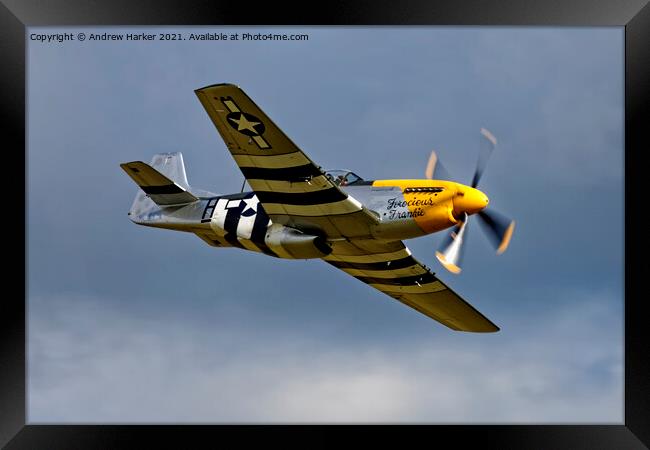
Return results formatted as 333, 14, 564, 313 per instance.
28, 292, 622, 424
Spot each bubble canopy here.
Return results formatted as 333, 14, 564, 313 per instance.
324, 169, 364, 186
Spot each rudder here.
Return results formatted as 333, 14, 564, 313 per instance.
149, 152, 191, 190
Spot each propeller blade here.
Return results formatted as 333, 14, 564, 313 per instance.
425, 150, 451, 180
435, 213, 468, 274
477, 208, 515, 254
425, 151, 436, 179
471, 127, 497, 188
481, 127, 497, 146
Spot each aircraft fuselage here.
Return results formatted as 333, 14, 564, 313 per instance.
129, 178, 488, 259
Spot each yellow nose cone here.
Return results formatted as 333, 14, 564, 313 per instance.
454, 186, 489, 215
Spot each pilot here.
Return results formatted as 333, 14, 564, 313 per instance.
337, 174, 347, 186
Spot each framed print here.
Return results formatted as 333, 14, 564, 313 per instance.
2, 0, 649, 448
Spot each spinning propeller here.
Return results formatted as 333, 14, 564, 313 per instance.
427, 128, 515, 274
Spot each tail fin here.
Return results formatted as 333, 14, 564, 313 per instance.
149, 152, 191, 190
121, 156, 198, 208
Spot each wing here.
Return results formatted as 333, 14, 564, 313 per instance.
194, 83, 378, 239
324, 240, 499, 332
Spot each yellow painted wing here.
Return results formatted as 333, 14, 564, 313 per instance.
194, 83, 378, 239
324, 239, 499, 332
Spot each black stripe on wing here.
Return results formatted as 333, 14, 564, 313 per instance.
354, 272, 438, 286
240, 164, 323, 181
327, 256, 417, 271
255, 187, 347, 206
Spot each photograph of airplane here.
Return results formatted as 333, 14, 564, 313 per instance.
122, 84, 515, 332
28, 26, 623, 423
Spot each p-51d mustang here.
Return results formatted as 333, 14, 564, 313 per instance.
121, 83, 515, 332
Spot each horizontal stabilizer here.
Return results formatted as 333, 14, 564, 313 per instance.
120, 161, 198, 206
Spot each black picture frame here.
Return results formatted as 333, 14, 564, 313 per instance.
3, 0, 648, 448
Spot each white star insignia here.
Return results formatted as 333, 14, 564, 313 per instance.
229, 114, 260, 134
242, 196, 258, 214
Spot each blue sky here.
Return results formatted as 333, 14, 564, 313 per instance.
27, 26, 623, 423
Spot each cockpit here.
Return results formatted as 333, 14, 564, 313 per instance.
324, 169, 364, 187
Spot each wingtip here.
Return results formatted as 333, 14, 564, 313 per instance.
459, 322, 500, 333
194, 82, 239, 93
453, 321, 500, 333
